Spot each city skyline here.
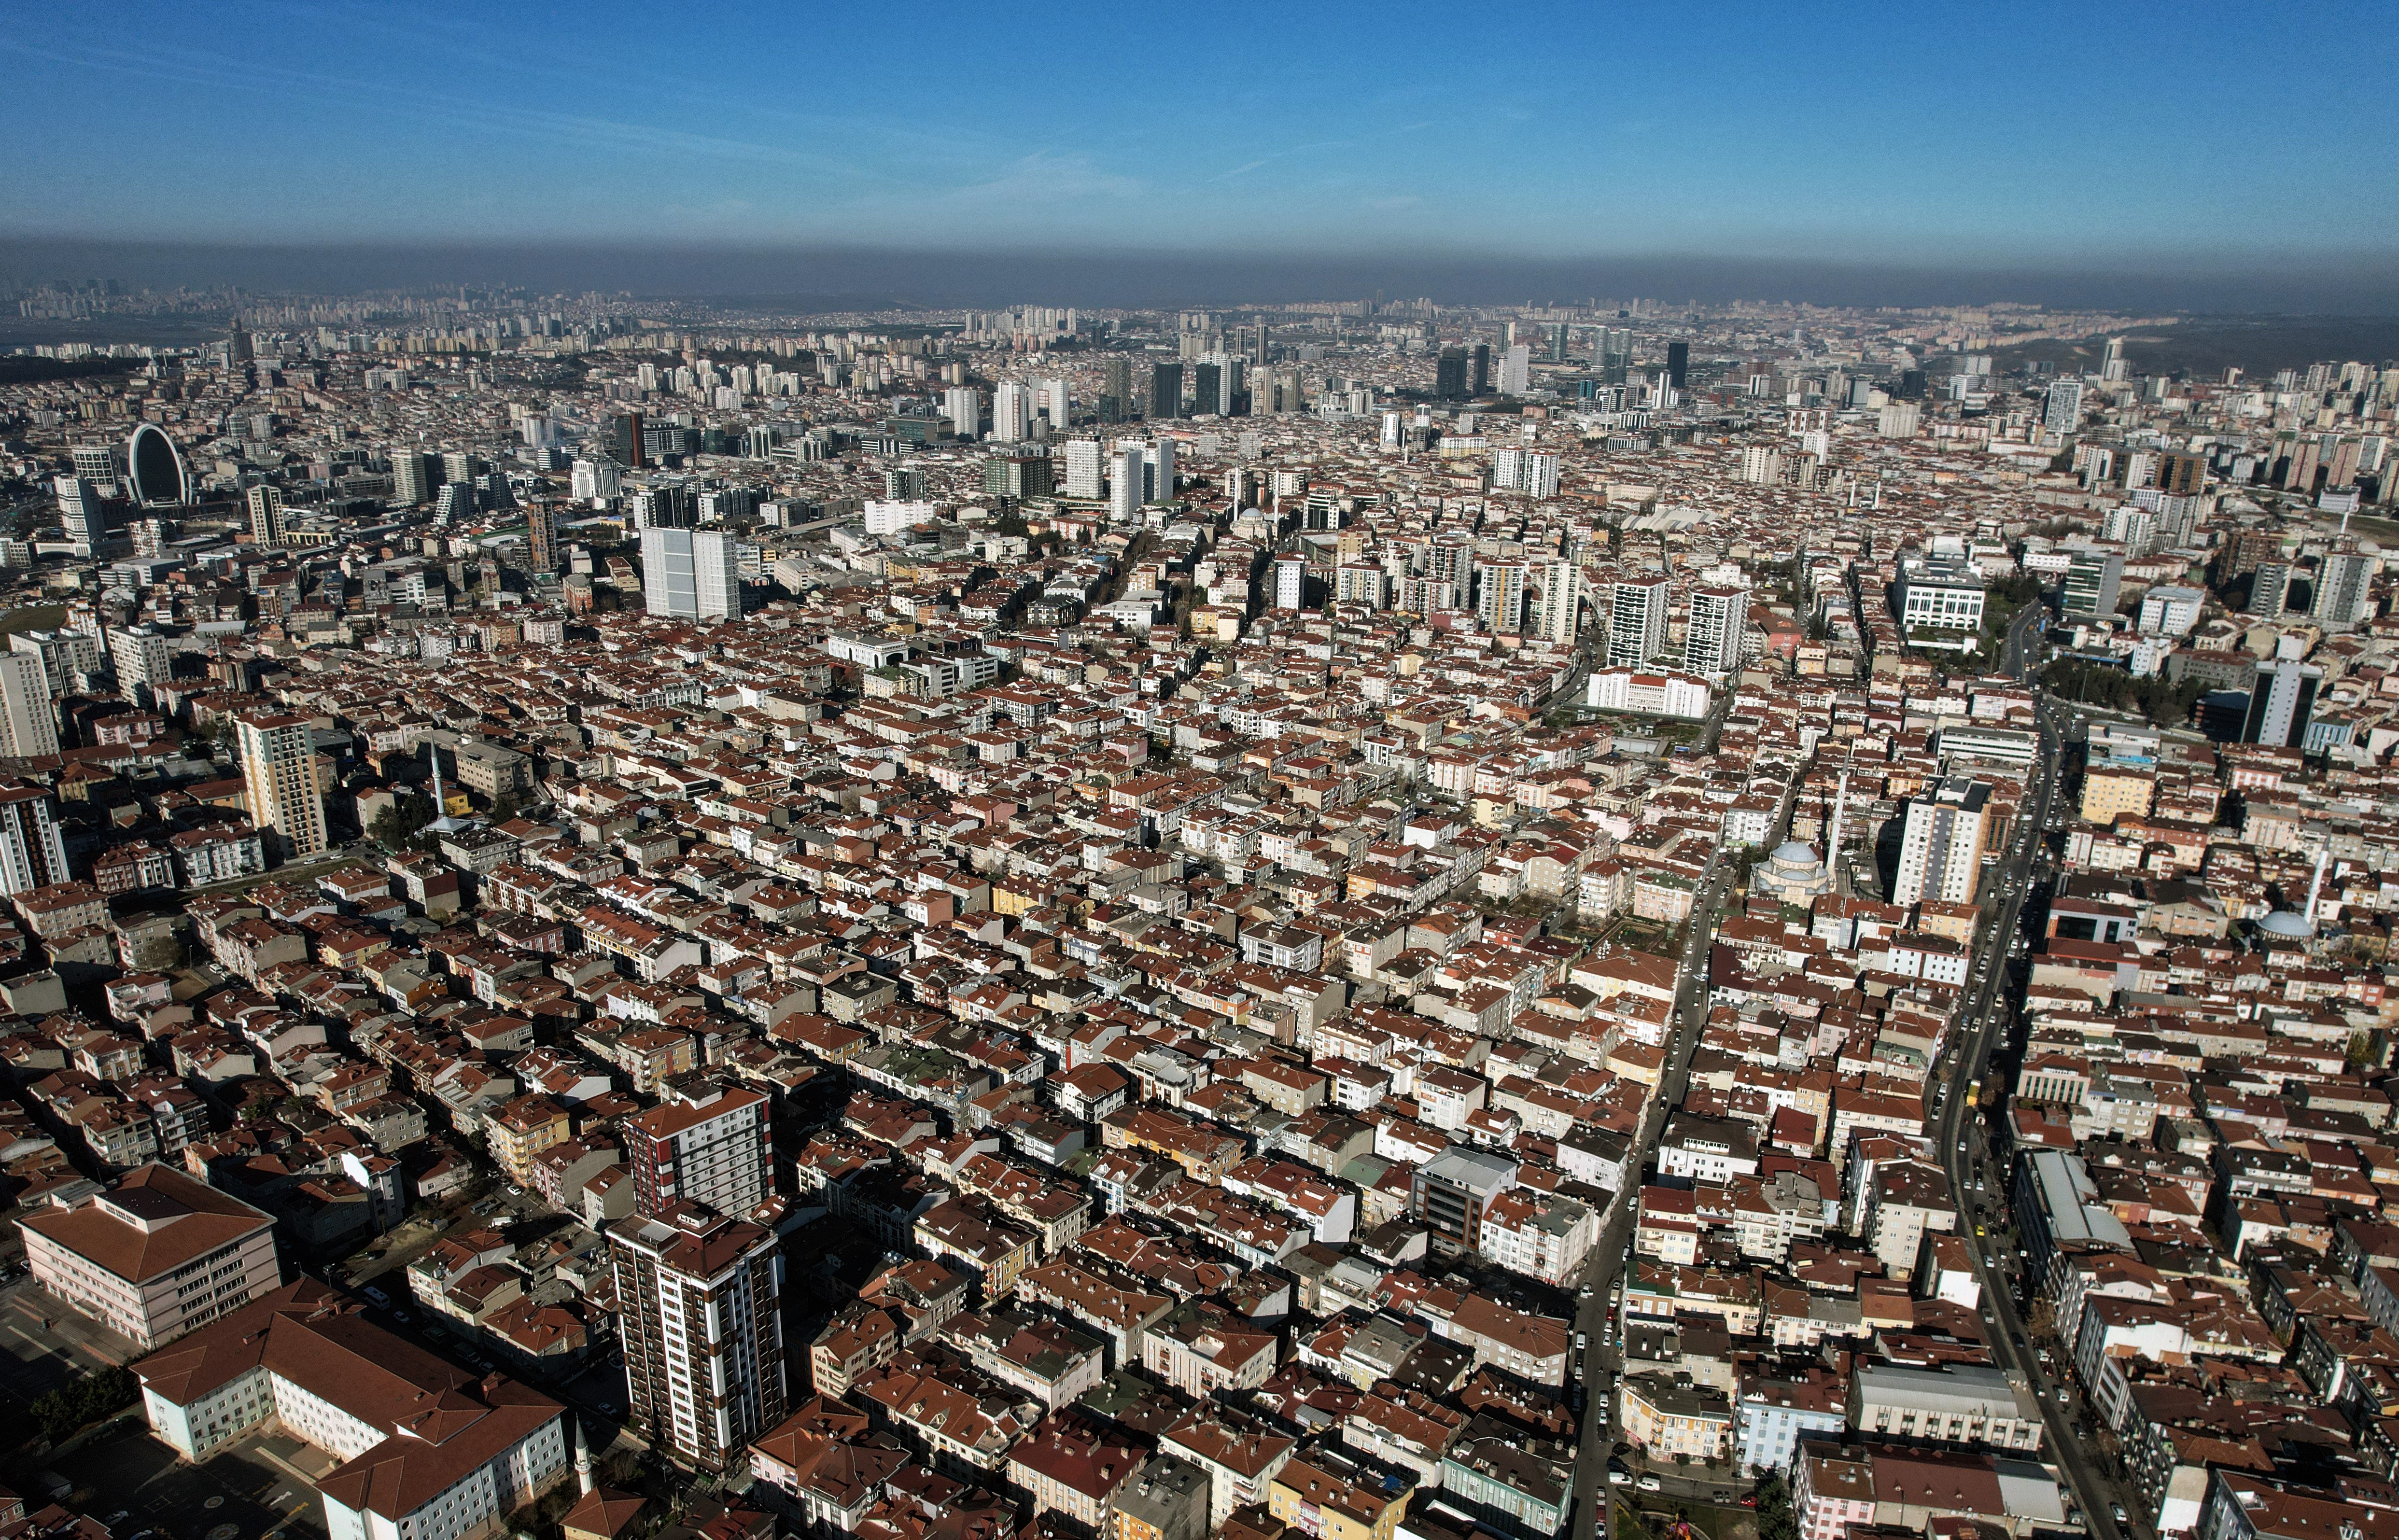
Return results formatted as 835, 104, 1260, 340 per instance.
8, 9, 2399, 1540
2, 2, 2396, 312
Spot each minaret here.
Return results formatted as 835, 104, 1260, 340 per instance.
2305, 845, 2330, 926
574, 1415, 594, 1496
425, 739, 474, 835
1825, 768, 1850, 868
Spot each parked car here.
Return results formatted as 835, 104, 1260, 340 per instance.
1638, 1475, 1662, 1493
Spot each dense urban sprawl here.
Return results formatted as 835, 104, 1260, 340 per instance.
0, 291, 2391, 1540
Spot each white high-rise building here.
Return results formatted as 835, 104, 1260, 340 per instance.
2137, 585, 2205, 637
1892, 777, 1992, 907
1063, 439, 1105, 500
1275, 557, 1305, 611
244, 485, 283, 546
690, 530, 739, 621
992, 382, 1029, 444
1607, 579, 1669, 666
642, 527, 740, 621
1684, 587, 1748, 678
0, 781, 68, 895
625, 1083, 771, 1221
1492, 448, 1561, 500
70, 444, 118, 484
2313, 551, 2374, 629
0, 653, 57, 760
862, 501, 936, 537
1335, 563, 1388, 608
1037, 378, 1070, 431
1498, 344, 1532, 395
108, 625, 174, 705
1477, 560, 1529, 633
942, 385, 981, 441
1143, 439, 1176, 504
570, 458, 621, 502
2043, 380, 2084, 442
235, 712, 329, 862
54, 476, 104, 548
12, 630, 100, 694
1110, 446, 1146, 521
1531, 558, 1582, 644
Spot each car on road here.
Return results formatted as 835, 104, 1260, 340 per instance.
1637, 1475, 1661, 1493
2112, 1506, 2128, 1526
1607, 1465, 1631, 1486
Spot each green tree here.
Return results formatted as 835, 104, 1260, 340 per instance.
2038, 658, 2204, 728
369, 791, 435, 853
1987, 572, 2045, 609
1755, 1473, 1799, 1540
28, 1364, 136, 1444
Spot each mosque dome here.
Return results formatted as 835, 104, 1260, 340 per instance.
1755, 840, 1833, 904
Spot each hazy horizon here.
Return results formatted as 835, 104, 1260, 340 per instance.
4, 2, 2395, 318
4, 236, 2399, 319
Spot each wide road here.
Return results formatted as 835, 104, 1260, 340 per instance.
1566, 766, 1802, 1540
2000, 598, 2044, 679
1931, 689, 2131, 1540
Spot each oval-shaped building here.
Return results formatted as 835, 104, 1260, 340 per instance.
125, 422, 190, 505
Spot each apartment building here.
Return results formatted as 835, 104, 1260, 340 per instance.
22, 1162, 283, 1350
608, 1204, 786, 1470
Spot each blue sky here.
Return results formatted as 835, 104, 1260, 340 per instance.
3, 0, 2393, 266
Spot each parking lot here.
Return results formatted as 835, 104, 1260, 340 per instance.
50, 1420, 325, 1540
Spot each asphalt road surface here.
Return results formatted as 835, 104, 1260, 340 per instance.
1566, 769, 1801, 1540
1931, 685, 2134, 1540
